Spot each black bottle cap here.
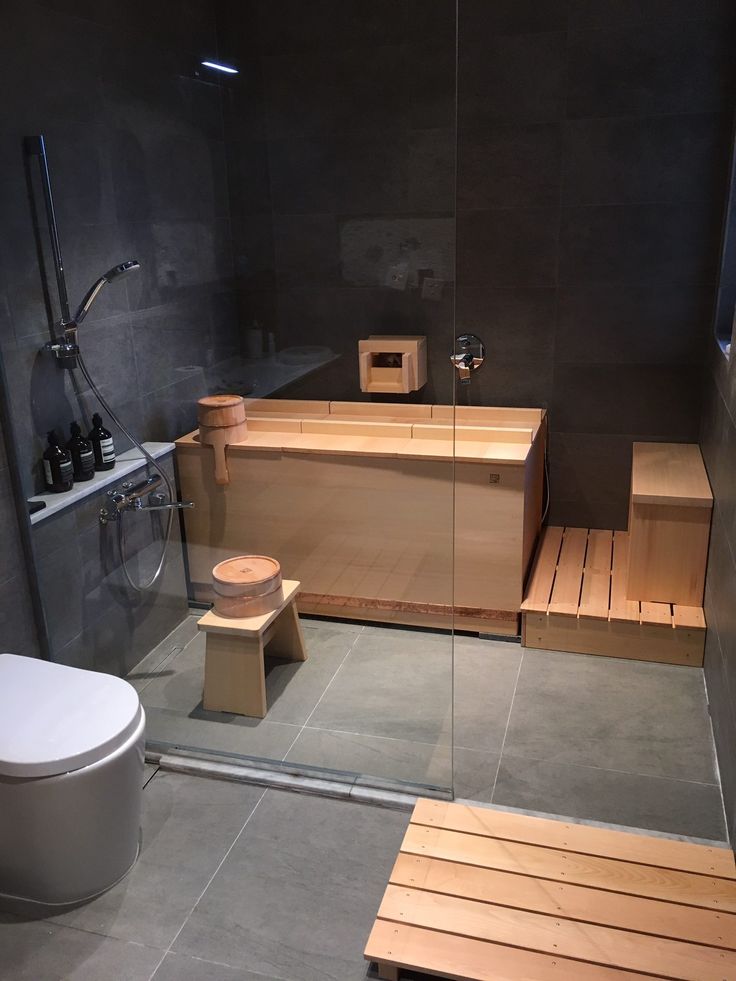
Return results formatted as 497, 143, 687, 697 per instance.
47, 429, 59, 445
70, 421, 81, 437
92, 412, 102, 427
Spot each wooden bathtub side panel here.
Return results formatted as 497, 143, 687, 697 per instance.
178, 445, 526, 617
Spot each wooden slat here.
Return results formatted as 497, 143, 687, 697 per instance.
609, 532, 640, 623
674, 605, 707, 629
378, 885, 736, 979
520, 525, 564, 613
400, 825, 736, 912
578, 530, 613, 620
411, 800, 736, 879
548, 527, 588, 616
365, 920, 658, 981
640, 601, 673, 626
391, 854, 736, 950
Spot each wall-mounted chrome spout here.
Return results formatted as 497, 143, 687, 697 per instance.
137, 495, 196, 513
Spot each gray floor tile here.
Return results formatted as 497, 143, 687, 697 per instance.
50, 773, 264, 948
127, 615, 199, 693
140, 622, 359, 727
285, 726, 452, 790
453, 637, 521, 752
153, 951, 284, 980
138, 633, 207, 712
173, 789, 409, 981
0, 914, 162, 980
144, 706, 300, 761
504, 649, 718, 783
494, 755, 728, 841
308, 628, 452, 744
453, 747, 500, 803
142, 762, 159, 787
302, 616, 366, 636
261, 621, 361, 725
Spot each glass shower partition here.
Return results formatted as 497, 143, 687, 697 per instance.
2, 2, 459, 800
137, 3, 460, 796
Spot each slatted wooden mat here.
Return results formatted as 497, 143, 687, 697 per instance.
520, 526, 706, 665
365, 798, 736, 981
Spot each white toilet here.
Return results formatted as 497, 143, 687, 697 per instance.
0, 653, 145, 911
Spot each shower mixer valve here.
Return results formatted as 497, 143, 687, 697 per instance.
99, 475, 194, 525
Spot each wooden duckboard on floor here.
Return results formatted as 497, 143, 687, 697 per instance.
520, 526, 706, 666
365, 798, 736, 981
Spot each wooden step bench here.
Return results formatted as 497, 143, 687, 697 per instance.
520, 526, 706, 666
365, 798, 736, 981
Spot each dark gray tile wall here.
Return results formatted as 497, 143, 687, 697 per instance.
0, 425, 39, 658
222, 1, 735, 530
701, 339, 736, 849
31, 454, 188, 675
221, 0, 458, 405
0, 0, 241, 498
457, 0, 736, 529
0, 0, 241, 667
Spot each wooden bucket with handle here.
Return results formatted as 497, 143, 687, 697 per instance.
197, 395, 247, 485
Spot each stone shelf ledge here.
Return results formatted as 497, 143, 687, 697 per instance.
28, 442, 175, 526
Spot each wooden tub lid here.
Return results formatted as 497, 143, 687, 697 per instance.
199, 395, 243, 409
212, 555, 282, 598
198, 395, 246, 429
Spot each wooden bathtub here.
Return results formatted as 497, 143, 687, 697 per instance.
176, 400, 546, 635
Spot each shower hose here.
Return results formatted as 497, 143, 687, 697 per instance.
77, 352, 173, 593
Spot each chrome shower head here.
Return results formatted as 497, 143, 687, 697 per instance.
104, 259, 140, 282
74, 259, 140, 325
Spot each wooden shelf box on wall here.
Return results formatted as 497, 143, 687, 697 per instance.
358, 336, 427, 394
626, 443, 713, 607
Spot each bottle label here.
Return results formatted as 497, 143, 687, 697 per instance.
100, 436, 115, 463
80, 448, 95, 473
43, 459, 53, 486
59, 459, 74, 480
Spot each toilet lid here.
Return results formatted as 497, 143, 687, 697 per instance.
0, 654, 143, 778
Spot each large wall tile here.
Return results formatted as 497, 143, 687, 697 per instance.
563, 114, 732, 207
567, 20, 736, 119
456, 287, 556, 405
548, 431, 634, 529
0, 575, 40, 657
457, 209, 559, 288
263, 44, 408, 141
556, 284, 713, 365
559, 202, 723, 286
460, 0, 568, 36
273, 215, 341, 289
255, 0, 408, 55
568, 0, 736, 31
458, 123, 562, 210
551, 363, 703, 439
408, 129, 455, 213
459, 31, 565, 126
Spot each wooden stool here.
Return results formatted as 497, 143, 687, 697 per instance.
198, 580, 307, 718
